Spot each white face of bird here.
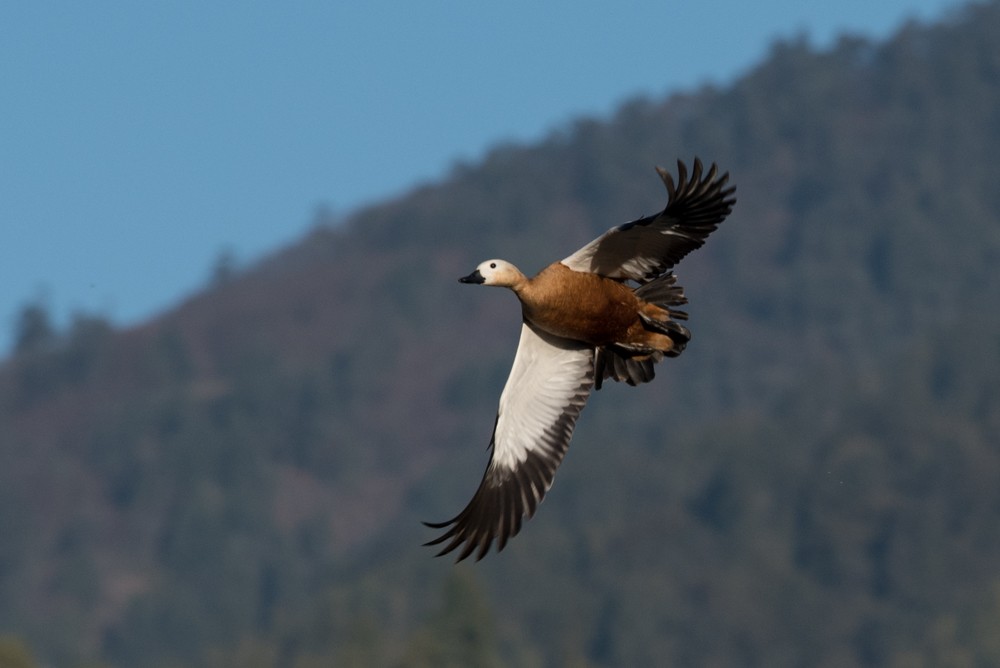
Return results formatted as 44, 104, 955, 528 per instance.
458, 259, 524, 287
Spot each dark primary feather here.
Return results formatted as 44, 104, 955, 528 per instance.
424, 331, 593, 562
423, 448, 554, 562
423, 389, 587, 561
637, 158, 736, 279
564, 158, 736, 282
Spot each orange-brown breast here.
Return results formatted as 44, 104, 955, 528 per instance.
516, 262, 643, 345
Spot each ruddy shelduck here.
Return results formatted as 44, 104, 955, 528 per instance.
425, 158, 736, 561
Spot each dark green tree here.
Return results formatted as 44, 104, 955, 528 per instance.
12, 301, 54, 355
400, 571, 502, 668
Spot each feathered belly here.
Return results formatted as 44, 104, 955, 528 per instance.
522, 296, 638, 346
518, 263, 648, 346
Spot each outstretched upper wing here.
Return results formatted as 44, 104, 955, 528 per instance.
424, 322, 595, 561
562, 158, 736, 283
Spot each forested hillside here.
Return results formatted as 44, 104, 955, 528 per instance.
3, 2, 1000, 665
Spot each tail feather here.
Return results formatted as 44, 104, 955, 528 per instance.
595, 347, 660, 389
638, 312, 690, 356
595, 271, 692, 389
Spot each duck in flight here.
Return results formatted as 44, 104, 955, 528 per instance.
425, 158, 736, 562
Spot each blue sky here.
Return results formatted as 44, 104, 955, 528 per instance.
1, 0, 962, 355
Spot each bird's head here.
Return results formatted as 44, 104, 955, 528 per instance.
459, 259, 525, 288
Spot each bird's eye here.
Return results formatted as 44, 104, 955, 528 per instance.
490, 262, 497, 269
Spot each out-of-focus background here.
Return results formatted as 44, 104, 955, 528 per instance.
3, 1, 1000, 666
1, 0, 959, 353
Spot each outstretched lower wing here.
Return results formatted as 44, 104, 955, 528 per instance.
561, 158, 736, 283
424, 322, 595, 561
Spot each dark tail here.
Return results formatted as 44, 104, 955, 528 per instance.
595, 272, 691, 389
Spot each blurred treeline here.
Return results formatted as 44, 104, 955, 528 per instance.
2, 2, 1000, 666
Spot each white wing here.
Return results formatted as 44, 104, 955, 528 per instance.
425, 322, 595, 561
562, 159, 736, 282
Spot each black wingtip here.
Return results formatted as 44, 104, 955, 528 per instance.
676, 159, 689, 193
423, 448, 564, 562
659, 158, 736, 218
657, 158, 720, 202
655, 165, 675, 198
